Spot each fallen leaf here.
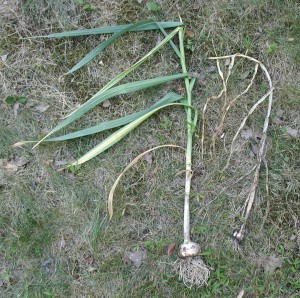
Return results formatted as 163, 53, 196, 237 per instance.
256, 254, 282, 274
82, 255, 93, 266
44, 159, 54, 165
276, 109, 284, 118
42, 258, 55, 274
263, 255, 282, 274
13, 102, 20, 117
35, 104, 49, 113
185, 30, 194, 38
73, 274, 80, 280
123, 249, 147, 268
64, 172, 76, 180
225, 58, 231, 66
59, 238, 66, 249
102, 100, 111, 108
142, 152, 152, 164
10, 158, 30, 168
241, 129, 253, 140
286, 127, 298, 138
1, 54, 8, 62
205, 65, 216, 73
53, 159, 67, 167
87, 266, 97, 273
167, 242, 176, 255
240, 70, 250, 80
4, 158, 30, 172
4, 163, 17, 172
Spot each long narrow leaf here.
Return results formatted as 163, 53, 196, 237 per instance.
90, 26, 181, 97
27, 21, 183, 38
62, 26, 181, 119
65, 20, 153, 74
33, 73, 189, 148
47, 92, 183, 141
72, 103, 196, 166
155, 21, 181, 58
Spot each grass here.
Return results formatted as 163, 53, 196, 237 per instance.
1, 0, 300, 297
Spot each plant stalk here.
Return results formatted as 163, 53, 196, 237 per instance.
179, 28, 193, 244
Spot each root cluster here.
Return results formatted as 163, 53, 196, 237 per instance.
174, 257, 210, 288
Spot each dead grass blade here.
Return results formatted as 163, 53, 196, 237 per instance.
108, 145, 185, 219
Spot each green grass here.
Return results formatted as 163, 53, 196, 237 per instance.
1, 0, 300, 297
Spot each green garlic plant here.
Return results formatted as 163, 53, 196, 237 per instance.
16, 19, 210, 286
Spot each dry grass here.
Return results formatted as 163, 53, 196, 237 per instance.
1, 0, 299, 297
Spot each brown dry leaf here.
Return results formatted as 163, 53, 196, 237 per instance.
142, 152, 152, 165
44, 159, 54, 165
35, 104, 49, 113
185, 30, 194, 38
73, 274, 80, 280
123, 249, 147, 268
82, 255, 94, 266
102, 100, 111, 108
4, 157, 30, 172
53, 159, 67, 167
241, 129, 262, 141
11, 158, 30, 167
4, 163, 18, 172
167, 242, 176, 255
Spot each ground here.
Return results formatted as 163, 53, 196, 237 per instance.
0, 0, 299, 297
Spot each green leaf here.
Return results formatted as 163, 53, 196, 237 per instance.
5, 96, 15, 105
266, 42, 278, 54
33, 73, 190, 147
17, 96, 27, 104
82, 4, 96, 11
65, 20, 154, 74
46, 92, 184, 142
27, 21, 183, 38
154, 21, 181, 58
90, 26, 181, 97
146, 2, 161, 12
72, 102, 194, 166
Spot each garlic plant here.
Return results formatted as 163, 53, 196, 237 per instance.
16, 19, 211, 287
